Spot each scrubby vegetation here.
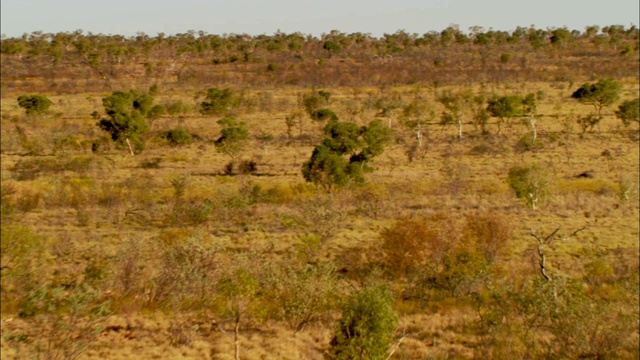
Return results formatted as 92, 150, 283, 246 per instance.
1, 25, 639, 359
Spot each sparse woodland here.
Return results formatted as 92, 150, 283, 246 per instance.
1, 25, 639, 359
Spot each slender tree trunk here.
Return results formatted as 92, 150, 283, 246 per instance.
125, 137, 134, 156
234, 312, 241, 360
529, 116, 537, 143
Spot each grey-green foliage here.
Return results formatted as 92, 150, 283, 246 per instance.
97, 90, 153, 153
14, 284, 111, 360
199, 87, 238, 116
615, 98, 639, 127
264, 262, 339, 333
302, 119, 392, 192
214, 116, 250, 159
507, 163, 550, 210
476, 275, 638, 359
17, 94, 53, 115
571, 79, 622, 117
326, 282, 398, 360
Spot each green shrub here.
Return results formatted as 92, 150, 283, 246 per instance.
507, 163, 550, 209
17, 94, 53, 115
515, 134, 544, 153
327, 282, 397, 360
162, 128, 192, 147
310, 108, 338, 122
615, 98, 639, 127
148, 104, 166, 120
166, 100, 190, 116
263, 262, 339, 332
199, 88, 238, 116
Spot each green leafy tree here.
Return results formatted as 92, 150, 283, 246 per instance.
550, 27, 573, 47
310, 108, 338, 122
161, 128, 192, 147
326, 282, 397, 360
323, 40, 342, 54
214, 116, 250, 160
437, 90, 472, 139
302, 119, 392, 192
199, 87, 238, 116
17, 94, 53, 116
97, 90, 153, 155
507, 163, 550, 210
571, 79, 622, 117
615, 98, 639, 127
486, 95, 525, 133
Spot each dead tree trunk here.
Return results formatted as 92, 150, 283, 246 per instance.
528, 226, 586, 282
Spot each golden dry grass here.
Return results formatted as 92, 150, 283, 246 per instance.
1, 75, 638, 358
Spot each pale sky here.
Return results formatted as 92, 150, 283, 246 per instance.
1, 0, 638, 38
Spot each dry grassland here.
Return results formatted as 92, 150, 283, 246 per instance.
1, 63, 638, 358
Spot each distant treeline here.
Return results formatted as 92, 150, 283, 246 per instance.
1, 25, 638, 92
2, 25, 637, 58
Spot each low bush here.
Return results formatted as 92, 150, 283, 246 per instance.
17, 94, 52, 116
238, 160, 258, 174
514, 134, 544, 153
161, 128, 193, 147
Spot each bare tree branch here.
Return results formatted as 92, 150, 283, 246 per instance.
528, 226, 587, 282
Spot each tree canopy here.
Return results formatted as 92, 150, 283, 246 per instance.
302, 119, 392, 192
17, 94, 53, 116
214, 116, 250, 159
571, 79, 622, 117
97, 90, 152, 154
615, 98, 639, 127
199, 88, 238, 116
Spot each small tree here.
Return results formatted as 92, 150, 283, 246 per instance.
472, 95, 491, 135
302, 89, 331, 115
217, 266, 260, 360
401, 100, 431, 147
264, 262, 339, 333
199, 87, 238, 116
522, 93, 538, 142
576, 114, 602, 134
326, 282, 397, 360
374, 90, 403, 128
571, 79, 621, 117
302, 119, 392, 192
17, 94, 53, 116
215, 117, 250, 161
507, 163, 550, 210
486, 95, 525, 134
615, 98, 639, 127
437, 90, 472, 140
97, 90, 152, 155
